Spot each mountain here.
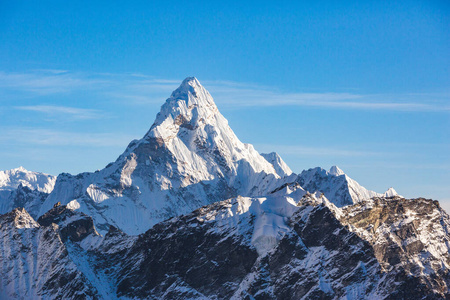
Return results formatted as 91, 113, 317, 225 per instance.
40, 77, 285, 234
1, 190, 448, 299
296, 166, 399, 207
1, 76, 447, 299
0, 167, 56, 218
1, 80, 399, 234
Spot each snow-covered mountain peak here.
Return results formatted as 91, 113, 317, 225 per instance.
168, 76, 215, 110
42, 77, 283, 234
297, 166, 393, 207
171, 76, 203, 98
146, 76, 219, 140
383, 187, 399, 197
329, 165, 344, 176
136, 77, 278, 178
0, 167, 56, 193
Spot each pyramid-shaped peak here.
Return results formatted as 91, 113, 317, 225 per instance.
170, 77, 209, 101
14, 166, 28, 172
146, 77, 220, 140
181, 76, 201, 87
261, 152, 293, 177
329, 165, 345, 176
384, 187, 399, 197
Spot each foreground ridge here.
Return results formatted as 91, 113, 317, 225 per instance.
1, 193, 449, 299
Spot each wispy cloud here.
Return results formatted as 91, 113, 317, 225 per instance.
343, 162, 450, 171
0, 127, 136, 147
255, 144, 384, 157
0, 70, 102, 95
15, 105, 104, 120
0, 70, 448, 112
203, 80, 450, 112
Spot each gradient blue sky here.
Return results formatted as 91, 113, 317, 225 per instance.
0, 1, 449, 209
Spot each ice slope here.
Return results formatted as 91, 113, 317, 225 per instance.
297, 166, 399, 207
41, 77, 286, 235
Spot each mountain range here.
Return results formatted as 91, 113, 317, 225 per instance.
0, 77, 448, 299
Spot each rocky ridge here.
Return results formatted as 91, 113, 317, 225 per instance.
1, 191, 448, 299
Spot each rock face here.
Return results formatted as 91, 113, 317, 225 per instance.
340, 197, 450, 296
37, 201, 99, 242
40, 78, 285, 235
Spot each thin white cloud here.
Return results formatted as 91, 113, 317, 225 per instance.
204, 81, 450, 112
0, 71, 96, 94
255, 144, 384, 157
15, 105, 104, 120
0, 70, 448, 112
343, 162, 450, 171
30, 69, 69, 74
0, 128, 136, 147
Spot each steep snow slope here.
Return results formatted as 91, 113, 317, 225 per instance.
0, 167, 56, 217
41, 77, 285, 234
297, 166, 399, 207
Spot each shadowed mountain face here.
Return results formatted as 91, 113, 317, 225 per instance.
0, 208, 100, 299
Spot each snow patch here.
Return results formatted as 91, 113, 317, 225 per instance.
67, 200, 80, 211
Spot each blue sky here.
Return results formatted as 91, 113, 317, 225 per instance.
0, 1, 449, 209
